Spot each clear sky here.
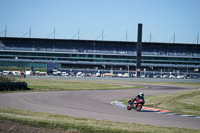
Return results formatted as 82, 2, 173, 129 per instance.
0, 0, 200, 43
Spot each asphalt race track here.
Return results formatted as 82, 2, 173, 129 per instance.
0, 82, 200, 129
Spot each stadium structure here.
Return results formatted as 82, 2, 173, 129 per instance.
0, 27, 200, 77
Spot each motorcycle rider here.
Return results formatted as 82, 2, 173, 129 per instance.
128, 92, 145, 109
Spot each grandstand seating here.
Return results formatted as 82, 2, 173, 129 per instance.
1, 37, 198, 57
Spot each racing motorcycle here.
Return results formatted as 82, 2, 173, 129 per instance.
127, 98, 144, 112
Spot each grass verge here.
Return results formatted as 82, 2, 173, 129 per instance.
121, 89, 200, 116
128, 81, 200, 87
0, 107, 199, 133
17, 78, 143, 91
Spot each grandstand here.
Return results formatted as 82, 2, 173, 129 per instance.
0, 36, 199, 77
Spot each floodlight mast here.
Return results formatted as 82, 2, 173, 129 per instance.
29, 27, 31, 38
5, 26, 7, 37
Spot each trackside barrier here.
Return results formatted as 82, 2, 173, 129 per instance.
0, 82, 29, 91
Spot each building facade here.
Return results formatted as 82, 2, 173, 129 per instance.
0, 37, 200, 76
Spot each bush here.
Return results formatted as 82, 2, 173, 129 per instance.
0, 74, 29, 91
0, 74, 16, 82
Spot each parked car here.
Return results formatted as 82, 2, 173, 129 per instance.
64, 73, 70, 77
76, 72, 81, 77
103, 73, 114, 77
169, 75, 176, 78
62, 72, 66, 76
162, 75, 169, 78
69, 72, 75, 76
117, 73, 123, 78
57, 71, 61, 76
96, 72, 101, 77
123, 73, 129, 78
3, 71, 11, 75
153, 75, 160, 78
177, 75, 185, 79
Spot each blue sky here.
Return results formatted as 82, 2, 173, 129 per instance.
0, 0, 200, 43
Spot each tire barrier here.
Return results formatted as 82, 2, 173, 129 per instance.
0, 82, 29, 91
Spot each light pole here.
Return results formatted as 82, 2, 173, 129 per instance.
127, 66, 130, 77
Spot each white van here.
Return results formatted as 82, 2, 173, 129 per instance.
62, 72, 67, 76
3, 71, 10, 75
76, 72, 83, 77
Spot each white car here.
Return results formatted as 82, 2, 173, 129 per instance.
62, 72, 67, 76
96, 72, 101, 77
169, 75, 176, 78
117, 73, 123, 77
162, 75, 169, 78
64, 73, 69, 77
177, 75, 185, 79
153, 75, 160, 78
76, 72, 83, 77
3, 71, 10, 75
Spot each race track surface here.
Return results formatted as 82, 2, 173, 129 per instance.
0, 83, 200, 129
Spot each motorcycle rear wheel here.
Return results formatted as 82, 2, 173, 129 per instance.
136, 104, 142, 112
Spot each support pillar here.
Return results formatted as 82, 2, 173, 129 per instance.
136, 23, 142, 77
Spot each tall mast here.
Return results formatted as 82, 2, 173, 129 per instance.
173, 32, 175, 43
126, 30, 128, 41
5, 26, 7, 37
54, 27, 55, 39
29, 27, 31, 38
102, 29, 104, 41
150, 31, 152, 42
78, 28, 80, 40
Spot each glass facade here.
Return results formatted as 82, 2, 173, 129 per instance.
0, 62, 46, 68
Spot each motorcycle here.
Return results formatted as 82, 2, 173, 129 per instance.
127, 98, 144, 111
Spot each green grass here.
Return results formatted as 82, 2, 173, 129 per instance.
147, 82, 200, 87
121, 89, 200, 116
1, 78, 200, 132
18, 78, 200, 91
0, 107, 199, 133
128, 81, 200, 87
18, 78, 143, 91
0, 74, 16, 82
145, 89, 200, 116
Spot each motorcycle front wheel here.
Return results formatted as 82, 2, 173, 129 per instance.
127, 105, 131, 110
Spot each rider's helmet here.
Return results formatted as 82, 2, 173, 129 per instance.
140, 92, 144, 97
